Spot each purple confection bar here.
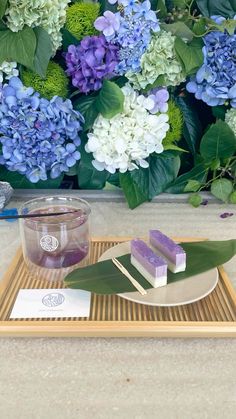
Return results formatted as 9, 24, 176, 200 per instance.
149, 230, 186, 267
131, 239, 167, 278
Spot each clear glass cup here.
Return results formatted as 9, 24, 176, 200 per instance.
19, 196, 91, 282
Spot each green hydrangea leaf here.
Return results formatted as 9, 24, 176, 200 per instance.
74, 95, 99, 131
211, 178, 233, 202
161, 22, 194, 41
120, 172, 149, 209
156, 0, 167, 18
0, 26, 36, 70
196, 0, 236, 19
166, 163, 208, 193
0, 0, 7, 18
174, 37, 204, 76
78, 139, 109, 189
95, 80, 124, 119
193, 18, 207, 36
184, 180, 201, 192
32, 27, 53, 78
200, 120, 236, 161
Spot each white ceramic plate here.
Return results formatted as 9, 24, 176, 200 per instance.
98, 242, 219, 307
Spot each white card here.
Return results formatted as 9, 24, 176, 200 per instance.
10, 289, 91, 319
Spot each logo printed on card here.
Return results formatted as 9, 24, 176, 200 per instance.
42, 293, 65, 307
40, 234, 59, 252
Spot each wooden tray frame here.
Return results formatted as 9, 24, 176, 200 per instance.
0, 237, 236, 338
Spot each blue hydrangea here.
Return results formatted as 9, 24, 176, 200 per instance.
0, 77, 83, 183
186, 29, 236, 107
95, 0, 160, 75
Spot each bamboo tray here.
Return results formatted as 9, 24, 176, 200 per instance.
0, 237, 236, 338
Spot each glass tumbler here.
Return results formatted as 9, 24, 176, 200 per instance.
19, 196, 91, 282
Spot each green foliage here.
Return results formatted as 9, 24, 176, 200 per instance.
163, 100, 183, 150
0, 26, 36, 71
166, 163, 208, 193
22, 61, 68, 99
0, 0, 8, 19
65, 2, 100, 40
33, 27, 52, 78
174, 37, 204, 76
196, 0, 236, 19
210, 179, 233, 202
161, 22, 194, 41
74, 95, 99, 131
156, 0, 167, 18
184, 180, 201, 192
200, 120, 236, 161
65, 239, 236, 294
120, 152, 180, 209
229, 191, 236, 204
0, 25, 52, 78
188, 193, 203, 207
77, 139, 109, 189
175, 94, 203, 155
95, 80, 124, 119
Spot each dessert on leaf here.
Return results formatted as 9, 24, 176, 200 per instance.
130, 239, 167, 288
149, 230, 186, 273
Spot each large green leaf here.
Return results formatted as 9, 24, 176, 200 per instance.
77, 142, 109, 189
211, 178, 233, 202
166, 163, 208, 193
74, 95, 99, 131
119, 172, 148, 209
156, 0, 167, 18
33, 27, 52, 78
161, 22, 194, 41
174, 37, 204, 76
64, 239, 236, 294
196, 0, 236, 19
120, 153, 180, 209
200, 120, 236, 161
0, 167, 63, 189
0, 0, 8, 18
0, 26, 36, 70
95, 80, 124, 119
175, 95, 203, 155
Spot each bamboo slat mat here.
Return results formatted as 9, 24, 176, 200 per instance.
0, 237, 236, 337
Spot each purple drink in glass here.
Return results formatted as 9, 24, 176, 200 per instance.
19, 196, 91, 282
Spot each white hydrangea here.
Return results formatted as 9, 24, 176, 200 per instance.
85, 84, 170, 174
5, 0, 70, 53
0, 61, 18, 83
225, 108, 236, 136
126, 30, 185, 90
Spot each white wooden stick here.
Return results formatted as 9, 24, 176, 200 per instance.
112, 258, 147, 296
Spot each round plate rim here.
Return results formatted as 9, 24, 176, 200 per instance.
98, 241, 219, 307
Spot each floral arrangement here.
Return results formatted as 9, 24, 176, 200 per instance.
0, 0, 236, 208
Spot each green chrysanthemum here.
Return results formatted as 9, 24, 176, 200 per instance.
163, 100, 183, 150
21, 61, 69, 100
65, 2, 100, 40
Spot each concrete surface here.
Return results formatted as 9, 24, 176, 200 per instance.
0, 192, 236, 419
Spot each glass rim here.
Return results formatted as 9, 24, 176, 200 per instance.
18, 195, 91, 225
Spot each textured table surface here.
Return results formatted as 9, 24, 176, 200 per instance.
0, 192, 236, 419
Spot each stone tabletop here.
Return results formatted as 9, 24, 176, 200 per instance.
0, 191, 236, 419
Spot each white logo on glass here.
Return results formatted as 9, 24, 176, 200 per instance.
40, 235, 59, 252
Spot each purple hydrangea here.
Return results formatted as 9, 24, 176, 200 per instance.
186, 29, 236, 107
94, 0, 160, 75
65, 35, 119, 94
148, 88, 169, 113
0, 77, 83, 183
